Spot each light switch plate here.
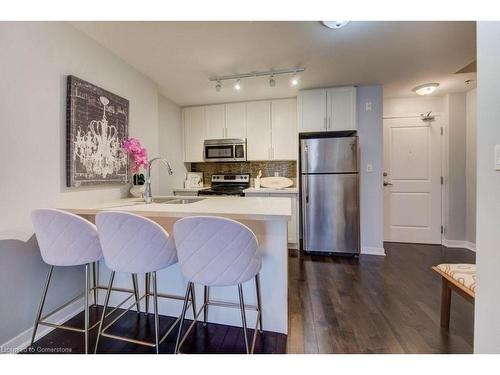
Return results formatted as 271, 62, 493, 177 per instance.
365, 102, 372, 111
366, 163, 373, 172
495, 145, 500, 171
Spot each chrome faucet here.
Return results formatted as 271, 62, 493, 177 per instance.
144, 157, 173, 204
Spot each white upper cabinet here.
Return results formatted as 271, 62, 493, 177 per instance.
205, 104, 226, 139
328, 87, 357, 131
246, 101, 272, 161
298, 88, 327, 132
271, 98, 297, 160
183, 106, 205, 163
298, 86, 357, 132
225, 102, 246, 139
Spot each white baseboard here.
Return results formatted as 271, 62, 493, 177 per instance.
361, 246, 386, 256
442, 238, 476, 252
0, 297, 83, 354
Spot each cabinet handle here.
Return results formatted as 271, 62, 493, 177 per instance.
324, 117, 327, 129
329, 117, 332, 129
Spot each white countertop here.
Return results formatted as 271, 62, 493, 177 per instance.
244, 187, 298, 194
60, 196, 292, 221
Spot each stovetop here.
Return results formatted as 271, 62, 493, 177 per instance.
198, 174, 250, 196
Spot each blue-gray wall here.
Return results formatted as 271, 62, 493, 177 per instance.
357, 86, 384, 254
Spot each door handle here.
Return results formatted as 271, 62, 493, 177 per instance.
383, 181, 393, 186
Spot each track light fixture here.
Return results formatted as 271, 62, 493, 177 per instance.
210, 67, 305, 92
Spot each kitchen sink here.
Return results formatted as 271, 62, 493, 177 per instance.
152, 198, 177, 203
163, 198, 205, 204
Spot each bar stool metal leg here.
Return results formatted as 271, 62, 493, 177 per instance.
203, 286, 209, 326
237, 284, 250, 354
30, 265, 54, 347
255, 275, 263, 333
92, 262, 98, 307
145, 272, 150, 315
190, 282, 197, 319
152, 271, 160, 354
132, 274, 141, 314
84, 264, 90, 354
94, 271, 115, 353
174, 282, 192, 354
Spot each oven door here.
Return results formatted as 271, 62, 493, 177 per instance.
204, 139, 246, 162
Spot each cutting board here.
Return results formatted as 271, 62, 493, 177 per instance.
260, 176, 293, 189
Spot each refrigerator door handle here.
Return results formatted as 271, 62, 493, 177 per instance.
301, 175, 309, 248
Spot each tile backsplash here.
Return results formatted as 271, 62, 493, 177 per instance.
191, 161, 297, 187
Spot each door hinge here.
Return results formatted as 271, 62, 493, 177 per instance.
440, 176, 444, 185
440, 127, 443, 136
441, 225, 444, 234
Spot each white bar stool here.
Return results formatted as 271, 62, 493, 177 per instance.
31, 209, 105, 353
173, 216, 263, 354
94, 211, 190, 354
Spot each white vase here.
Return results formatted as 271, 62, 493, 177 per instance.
130, 184, 145, 198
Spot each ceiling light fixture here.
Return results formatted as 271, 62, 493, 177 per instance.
209, 67, 305, 90
269, 75, 276, 88
322, 21, 350, 29
412, 83, 440, 96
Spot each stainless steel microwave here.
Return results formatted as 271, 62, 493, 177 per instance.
203, 138, 247, 162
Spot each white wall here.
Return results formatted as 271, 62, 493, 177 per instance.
466, 89, 477, 244
357, 86, 385, 255
0, 22, 160, 348
384, 96, 444, 117
158, 95, 186, 194
474, 21, 500, 353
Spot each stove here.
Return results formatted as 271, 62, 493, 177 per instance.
198, 174, 250, 196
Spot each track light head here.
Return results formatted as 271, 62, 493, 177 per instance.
290, 74, 299, 86
215, 81, 222, 92
234, 79, 241, 91
269, 75, 276, 88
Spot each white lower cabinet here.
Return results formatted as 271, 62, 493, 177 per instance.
244, 192, 298, 247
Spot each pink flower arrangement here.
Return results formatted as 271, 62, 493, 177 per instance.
122, 138, 149, 173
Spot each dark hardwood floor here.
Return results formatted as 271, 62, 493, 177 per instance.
27, 242, 475, 354
287, 243, 475, 353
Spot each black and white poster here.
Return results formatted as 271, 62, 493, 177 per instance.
66, 76, 129, 187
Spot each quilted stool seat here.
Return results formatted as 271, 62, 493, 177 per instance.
173, 216, 263, 354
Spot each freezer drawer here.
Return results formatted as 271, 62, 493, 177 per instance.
300, 137, 358, 174
301, 173, 359, 253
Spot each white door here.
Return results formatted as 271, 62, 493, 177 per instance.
383, 116, 442, 244
205, 104, 225, 139
328, 87, 357, 131
246, 101, 271, 160
271, 98, 297, 160
183, 106, 205, 163
298, 89, 327, 132
225, 102, 246, 139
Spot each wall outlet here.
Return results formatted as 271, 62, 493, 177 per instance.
274, 171, 280, 177
365, 102, 373, 112
366, 163, 373, 172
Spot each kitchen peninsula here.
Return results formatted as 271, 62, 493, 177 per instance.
61, 196, 292, 334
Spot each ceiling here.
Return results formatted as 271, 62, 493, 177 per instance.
72, 21, 476, 106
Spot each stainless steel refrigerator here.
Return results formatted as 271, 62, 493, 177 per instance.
300, 132, 360, 255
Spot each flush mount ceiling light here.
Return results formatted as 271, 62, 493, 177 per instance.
210, 67, 305, 92
412, 83, 440, 96
322, 21, 350, 29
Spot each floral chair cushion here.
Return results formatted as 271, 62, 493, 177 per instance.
435, 263, 476, 295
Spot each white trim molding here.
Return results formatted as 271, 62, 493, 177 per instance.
361, 246, 386, 256
442, 238, 476, 252
0, 297, 83, 354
